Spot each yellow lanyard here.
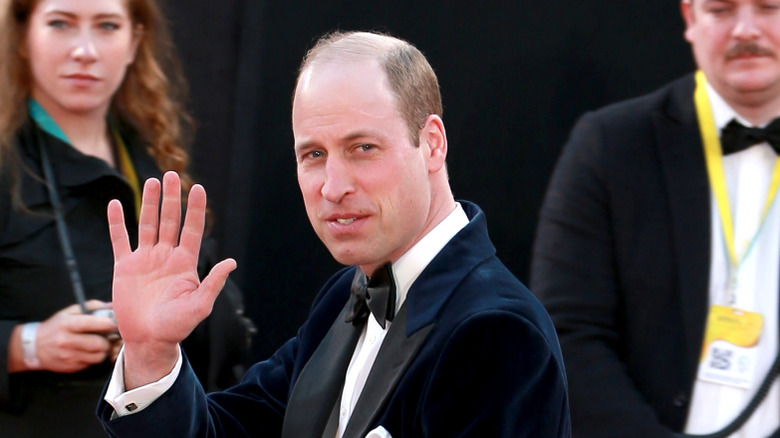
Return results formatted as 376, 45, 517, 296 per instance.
694, 70, 780, 267
111, 128, 141, 219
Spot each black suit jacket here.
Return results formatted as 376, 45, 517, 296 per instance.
99, 202, 571, 437
531, 74, 713, 437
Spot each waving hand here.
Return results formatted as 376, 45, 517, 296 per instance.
107, 171, 236, 389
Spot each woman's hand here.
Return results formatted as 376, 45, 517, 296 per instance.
24, 300, 118, 373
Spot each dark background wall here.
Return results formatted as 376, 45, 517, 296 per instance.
163, 1, 696, 362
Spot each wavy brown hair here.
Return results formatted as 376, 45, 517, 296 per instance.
0, 0, 194, 198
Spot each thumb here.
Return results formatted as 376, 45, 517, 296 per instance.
198, 258, 237, 302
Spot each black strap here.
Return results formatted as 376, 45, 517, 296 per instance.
37, 134, 89, 314
675, 352, 780, 438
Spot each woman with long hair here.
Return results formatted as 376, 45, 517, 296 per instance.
0, 0, 251, 435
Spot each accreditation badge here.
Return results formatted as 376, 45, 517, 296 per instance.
696, 305, 764, 389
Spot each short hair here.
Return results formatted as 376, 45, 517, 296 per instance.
295, 31, 443, 147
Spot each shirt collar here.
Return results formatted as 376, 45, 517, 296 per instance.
390, 202, 469, 313
28, 98, 71, 145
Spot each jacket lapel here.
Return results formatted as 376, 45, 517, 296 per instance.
342, 305, 434, 438
652, 75, 711, 377
286, 203, 491, 438
282, 305, 364, 438
342, 203, 491, 438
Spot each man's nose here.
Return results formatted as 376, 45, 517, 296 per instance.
320, 157, 355, 203
732, 8, 761, 40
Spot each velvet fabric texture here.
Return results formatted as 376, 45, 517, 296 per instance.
99, 202, 570, 438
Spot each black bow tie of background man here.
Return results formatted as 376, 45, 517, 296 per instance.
720, 117, 780, 155
345, 262, 396, 329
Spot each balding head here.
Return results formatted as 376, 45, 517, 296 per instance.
295, 31, 443, 146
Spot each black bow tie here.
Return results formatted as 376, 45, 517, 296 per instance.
720, 117, 780, 155
345, 262, 396, 329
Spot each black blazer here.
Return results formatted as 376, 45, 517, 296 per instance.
99, 202, 571, 438
532, 74, 713, 437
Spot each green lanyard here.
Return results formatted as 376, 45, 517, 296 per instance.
28, 99, 141, 218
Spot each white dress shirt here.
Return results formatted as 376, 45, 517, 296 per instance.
105, 203, 469, 436
684, 82, 780, 437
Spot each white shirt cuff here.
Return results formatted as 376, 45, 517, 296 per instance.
104, 344, 183, 417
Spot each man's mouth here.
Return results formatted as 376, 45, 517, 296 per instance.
336, 218, 356, 225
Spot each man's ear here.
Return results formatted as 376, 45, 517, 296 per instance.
681, 0, 696, 44
419, 114, 447, 173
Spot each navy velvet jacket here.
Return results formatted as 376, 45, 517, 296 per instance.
99, 201, 570, 437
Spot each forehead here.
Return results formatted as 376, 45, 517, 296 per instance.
33, 0, 130, 16
292, 60, 403, 137
692, 0, 755, 6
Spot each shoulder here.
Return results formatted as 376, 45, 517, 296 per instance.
439, 308, 562, 369
573, 74, 695, 136
424, 287, 569, 425
554, 74, 697, 178
440, 257, 564, 366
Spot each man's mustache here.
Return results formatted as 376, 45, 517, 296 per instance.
726, 42, 775, 59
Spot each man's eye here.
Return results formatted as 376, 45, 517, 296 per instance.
359, 144, 375, 152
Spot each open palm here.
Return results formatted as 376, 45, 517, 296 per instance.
107, 172, 236, 350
